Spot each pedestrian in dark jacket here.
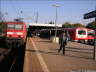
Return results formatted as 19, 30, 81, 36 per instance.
58, 30, 68, 55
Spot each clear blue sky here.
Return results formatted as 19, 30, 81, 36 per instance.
1, 0, 96, 25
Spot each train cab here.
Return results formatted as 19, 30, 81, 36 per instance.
5, 21, 27, 48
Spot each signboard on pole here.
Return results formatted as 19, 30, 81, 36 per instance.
84, 10, 96, 19
84, 10, 96, 60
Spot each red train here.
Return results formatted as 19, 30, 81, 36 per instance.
5, 21, 27, 48
87, 28, 95, 44
63, 27, 95, 43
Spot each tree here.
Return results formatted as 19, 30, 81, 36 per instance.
86, 21, 96, 29
62, 22, 73, 28
62, 22, 85, 28
73, 23, 85, 28
49, 21, 54, 24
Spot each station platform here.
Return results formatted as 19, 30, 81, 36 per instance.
23, 37, 96, 72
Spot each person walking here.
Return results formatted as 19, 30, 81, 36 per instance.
58, 30, 68, 55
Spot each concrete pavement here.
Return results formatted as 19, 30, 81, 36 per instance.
23, 37, 96, 72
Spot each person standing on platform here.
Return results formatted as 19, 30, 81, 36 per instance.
58, 30, 68, 55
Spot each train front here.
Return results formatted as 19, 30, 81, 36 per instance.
5, 21, 27, 48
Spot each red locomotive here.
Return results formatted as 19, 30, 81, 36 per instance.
5, 21, 27, 48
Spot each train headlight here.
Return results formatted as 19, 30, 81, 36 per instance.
16, 32, 23, 35
7, 32, 14, 34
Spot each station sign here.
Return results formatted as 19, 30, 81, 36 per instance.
84, 10, 96, 19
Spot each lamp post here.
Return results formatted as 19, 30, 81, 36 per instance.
52, 4, 60, 42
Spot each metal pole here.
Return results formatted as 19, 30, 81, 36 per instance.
36, 11, 38, 23
0, 1, 2, 21
93, 17, 96, 60
52, 4, 60, 42
54, 7, 58, 42
0, 12, 2, 21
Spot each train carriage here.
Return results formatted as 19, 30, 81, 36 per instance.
87, 28, 95, 44
63, 27, 88, 43
5, 21, 27, 48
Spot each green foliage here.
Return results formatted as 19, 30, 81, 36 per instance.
49, 21, 54, 24
73, 23, 85, 28
62, 22, 85, 28
86, 21, 96, 29
62, 22, 73, 28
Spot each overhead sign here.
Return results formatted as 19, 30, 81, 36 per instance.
84, 10, 96, 19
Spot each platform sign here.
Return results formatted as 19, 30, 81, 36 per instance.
84, 10, 96, 60
84, 10, 96, 19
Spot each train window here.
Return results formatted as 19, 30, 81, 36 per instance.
88, 31, 95, 36
78, 30, 86, 35
7, 24, 14, 29
88, 33, 94, 36
7, 24, 23, 30
15, 24, 23, 30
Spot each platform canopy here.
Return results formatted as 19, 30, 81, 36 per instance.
29, 23, 62, 27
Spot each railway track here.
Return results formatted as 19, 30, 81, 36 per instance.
0, 44, 26, 72
9, 45, 26, 72
0, 48, 11, 62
